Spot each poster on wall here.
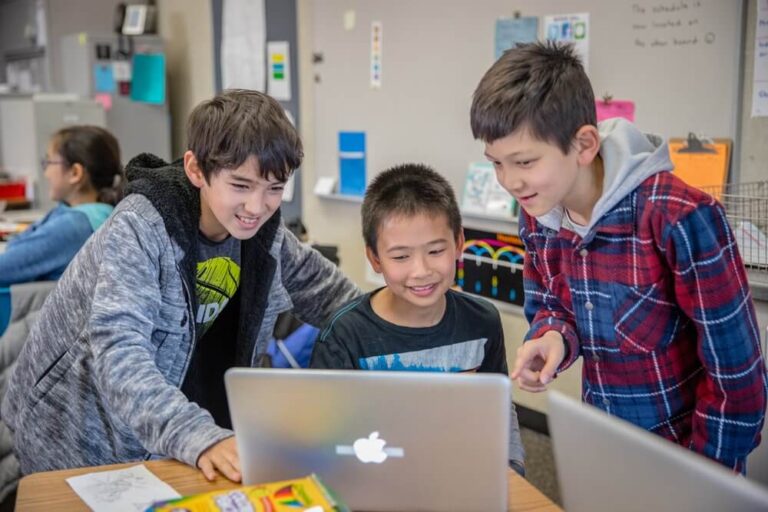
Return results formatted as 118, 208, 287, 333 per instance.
370, 21, 383, 88
267, 41, 292, 101
461, 162, 517, 218
457, 227, 525, 307
752, 0, 768, 117
338, 131, 366, 196
130, 53, 165, 104
595, 99, 635, 122
543, 12, 590, 71
495, 16, 539, 60
93, 63, 116, 93
222, 0, 266, 91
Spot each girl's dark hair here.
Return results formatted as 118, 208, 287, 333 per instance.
52, 125, 124, 205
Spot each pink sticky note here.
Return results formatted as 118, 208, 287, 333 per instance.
94, 93, 113, 112
596, 100, 635, 123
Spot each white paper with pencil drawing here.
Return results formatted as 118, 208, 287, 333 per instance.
65, 464, 180, 512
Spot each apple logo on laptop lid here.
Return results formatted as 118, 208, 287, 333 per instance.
336, 431, 404, 463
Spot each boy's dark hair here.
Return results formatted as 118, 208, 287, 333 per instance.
187, 89, 303, 182
52, 125, 124, 206
470, 41, 596, 154
362, 163, 462, 255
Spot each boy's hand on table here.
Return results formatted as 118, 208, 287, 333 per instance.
197, 436, 241, 482
510, 331, 565, 392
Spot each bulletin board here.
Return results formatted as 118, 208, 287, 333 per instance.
310, 0, 745, 199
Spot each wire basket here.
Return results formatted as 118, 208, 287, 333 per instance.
700, 181, 768, 287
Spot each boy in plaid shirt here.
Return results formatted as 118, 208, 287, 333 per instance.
470, 41, 767, 472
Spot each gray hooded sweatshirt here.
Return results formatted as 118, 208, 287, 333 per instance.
537, 118, 674, 237
1, 154, 361, 475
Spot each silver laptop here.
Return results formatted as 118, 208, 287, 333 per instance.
225, 368, 510, 512
548, 390, 768, 512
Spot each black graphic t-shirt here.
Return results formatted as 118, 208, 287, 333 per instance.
181, 233, 242, 427
195, 233, 241, 339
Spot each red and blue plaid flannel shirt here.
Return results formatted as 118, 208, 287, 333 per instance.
520, 171, 767, 472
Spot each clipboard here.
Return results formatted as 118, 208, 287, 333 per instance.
668, 133, 731, 198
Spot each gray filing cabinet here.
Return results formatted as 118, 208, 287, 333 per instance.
0, 93, 106, 209
60, 33, 171, 163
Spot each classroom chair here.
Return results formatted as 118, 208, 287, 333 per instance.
0, 281, 56, 505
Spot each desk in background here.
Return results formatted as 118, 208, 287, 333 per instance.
0, 208, 48, 224
0, 208, 48, 254
0, 209, 49, 333
16, 459, 562, 512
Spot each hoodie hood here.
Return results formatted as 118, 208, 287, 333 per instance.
124, 153, 201, 256
124, 152, 282, 254
536, 118, 673, 233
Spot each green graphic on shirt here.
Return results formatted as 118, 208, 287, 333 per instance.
196, 256, 241, 336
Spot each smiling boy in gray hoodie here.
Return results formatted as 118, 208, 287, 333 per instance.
2, 90, 361, 481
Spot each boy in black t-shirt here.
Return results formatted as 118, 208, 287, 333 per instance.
310, 163, 525, 473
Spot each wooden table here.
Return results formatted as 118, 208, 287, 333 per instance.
16, 459, 562, 511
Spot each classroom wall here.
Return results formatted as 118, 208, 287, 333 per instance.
156, 0, 216, 158
296, 0, 580, 414
298, 0, 767, 415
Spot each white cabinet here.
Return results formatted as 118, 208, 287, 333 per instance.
0, 94, 105, 208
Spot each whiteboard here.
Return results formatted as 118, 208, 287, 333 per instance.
311, 0, 744, 195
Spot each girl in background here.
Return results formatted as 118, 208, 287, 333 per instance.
0, 125, 123, 286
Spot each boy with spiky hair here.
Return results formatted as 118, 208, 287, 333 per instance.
471, 41, 766, 472
311, 163, 525, 474
3, 90, 360, 481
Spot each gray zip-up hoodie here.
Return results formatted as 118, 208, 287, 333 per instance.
1, 155, 361, 475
